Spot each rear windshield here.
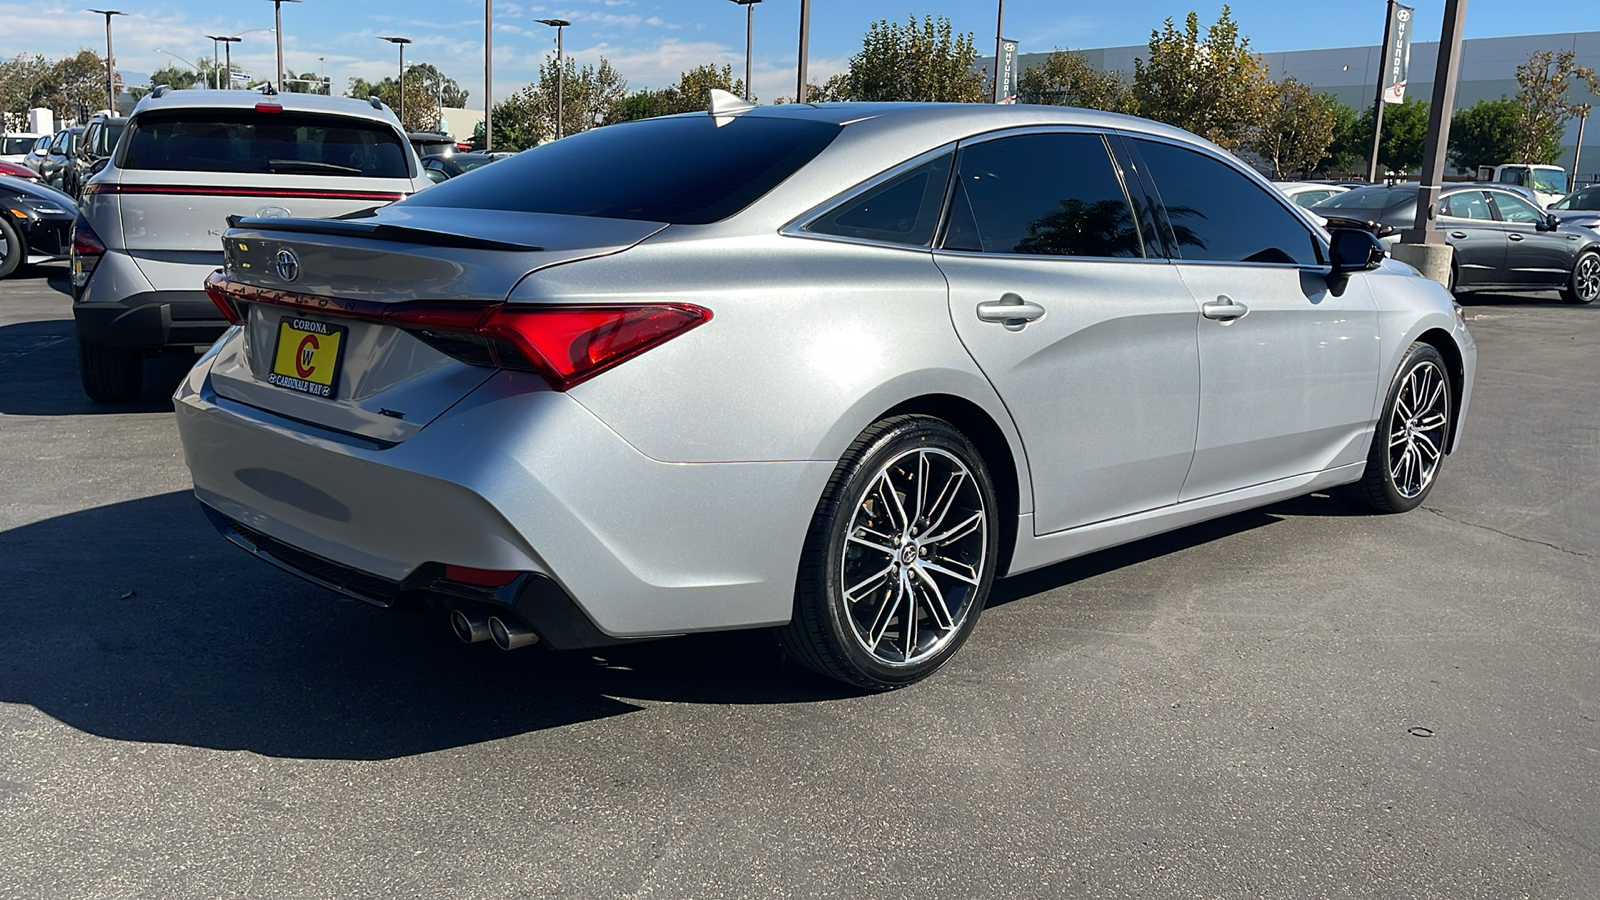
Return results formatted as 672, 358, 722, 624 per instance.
1313, 185, 1415, 211
404, 116, 843, 224
1, 137, 36, 155
121, 110, 411, 178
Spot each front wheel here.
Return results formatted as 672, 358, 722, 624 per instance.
779, 416, 999, 690
0, 216, 22, 279
1562, 250, 1599, 304
1342, 342, 1452, 513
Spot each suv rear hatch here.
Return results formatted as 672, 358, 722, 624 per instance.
98, 105, 419, 290
205, 207, 672, 443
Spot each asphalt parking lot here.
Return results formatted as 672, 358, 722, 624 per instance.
1, 264, 1595, 899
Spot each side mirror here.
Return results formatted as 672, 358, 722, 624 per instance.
1538, 214, 1559, 232
1328, 227, 1385, 276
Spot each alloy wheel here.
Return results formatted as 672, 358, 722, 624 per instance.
1387, 360, 1449, 499
839, 447, 988, 666
1575, 255, 1600, 303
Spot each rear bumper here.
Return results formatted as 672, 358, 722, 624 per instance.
74, 290, 228, 348
173, 350, 832, 638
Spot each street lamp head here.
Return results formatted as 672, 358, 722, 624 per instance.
86, 8, 125, 15
535, 18, 571, 27
380, 36, 413, 45
728, 0, 763, 5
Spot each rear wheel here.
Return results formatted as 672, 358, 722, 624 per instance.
1562, 250, 1599, 304
78, 339, 144, 403
779, 416, 999, 690
1342, 342, 1451, 513
0, 217, 22, 280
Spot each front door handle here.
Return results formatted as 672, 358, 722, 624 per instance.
1450, 231, 1468, 239
1508, 233, 1525, 241
1201, 296, 1249, 322
976, 294, 1046, 329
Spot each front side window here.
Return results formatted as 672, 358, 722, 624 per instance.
1442, 191, 1492, 220
1132, 138, 1319, 265
121, 110, 411, 178
940, 132, 1143, 258
49, 133, 67, 153
1491, 191, 1545, 224
806, 152, 952, 247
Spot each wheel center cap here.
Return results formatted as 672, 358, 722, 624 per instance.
900, 544, 918, 565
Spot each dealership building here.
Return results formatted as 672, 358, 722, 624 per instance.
995, 30, 1600, 182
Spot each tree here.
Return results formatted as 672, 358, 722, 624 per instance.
1132, 6, 1271, 150
1356, 96, 1429, 174
149, 64, 203, 91
641, 64, 744, 118
1448, 97, 1523, 171
1511, 49, 1598, 164
1016, 49, 1136, 113
1247, 77, 1334, 179
1316, 95, 1367, 175
348, 64, 469, 131
842, 15, 986, 103
481, 56, 628, 150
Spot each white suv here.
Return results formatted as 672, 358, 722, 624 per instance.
72, 87, 431, 402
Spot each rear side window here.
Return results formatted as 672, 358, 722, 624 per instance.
805, 153, 952, 247
1442, 191, 1492, 220
941, 132, 1143, 258
405, 116, 842, 225
121, 110, 411, 178
1132, 139, 1318, 265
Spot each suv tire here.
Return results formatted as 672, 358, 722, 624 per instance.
78, 339, 144, 403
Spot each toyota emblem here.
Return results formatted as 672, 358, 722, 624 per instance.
274, 248, 300, 282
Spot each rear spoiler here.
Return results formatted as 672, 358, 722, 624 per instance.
226, 215, 545, 252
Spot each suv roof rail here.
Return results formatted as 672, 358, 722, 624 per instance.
150, 85, 171, 99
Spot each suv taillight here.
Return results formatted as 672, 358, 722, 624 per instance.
70, 216, 105, 292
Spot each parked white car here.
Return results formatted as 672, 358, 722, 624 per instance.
1274, 181, 1352, 209
72, 86, 431, 402
1, 132, 43, 165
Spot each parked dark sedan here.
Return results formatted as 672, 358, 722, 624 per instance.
1313, 183, 1600, 303
419, 151, 502, 183
1549, 186, 1600, 230
0, 176, 75, 279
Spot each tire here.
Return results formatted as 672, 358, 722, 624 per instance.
0, 216, 22, 280
78, 338, 144, 403
1562, 250, 1599, 304
1342, 342, 1452, 513
778, 416, 1000, 690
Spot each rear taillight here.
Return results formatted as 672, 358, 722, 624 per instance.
204, 273, 710, 390
70, 217, 105, 290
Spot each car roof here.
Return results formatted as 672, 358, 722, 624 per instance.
130, 88, 400, 127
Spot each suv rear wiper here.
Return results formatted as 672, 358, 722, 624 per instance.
263, 159, 364, 175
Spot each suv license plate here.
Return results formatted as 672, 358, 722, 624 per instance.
268, 317, 347, 399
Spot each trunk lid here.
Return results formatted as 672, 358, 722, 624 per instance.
207, 207, 667, 443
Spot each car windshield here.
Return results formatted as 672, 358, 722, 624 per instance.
404, 115, 843, 224
456, 157, 493, 173
1, 136, 36, 155
1552, 187, 1599, 210
1312, 185, 1414, 211
1530, 168, 1568, 194
121, 110, 411, 178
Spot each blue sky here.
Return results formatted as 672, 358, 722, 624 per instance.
0, 1, 1575, 107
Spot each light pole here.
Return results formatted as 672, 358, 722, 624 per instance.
484, 0, 493, 150
535, 19, 571, 139
1390, 0, 1467, 290
992, 0, 1005, 103
380, 37, 413, 128
728, 0, 761, 102
86, 10, 125, 113
796, 0, 810, 103
207, 35, 240, 89
264, 0, 302, 92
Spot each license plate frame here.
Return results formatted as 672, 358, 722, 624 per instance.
267, 316, 348, 400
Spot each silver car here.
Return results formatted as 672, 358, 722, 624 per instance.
175, 101, 1476, 689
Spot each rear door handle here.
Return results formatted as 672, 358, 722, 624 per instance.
1508, 233, 1525, 241
1449, 231, 1468, 239
976, 294, 1046, 328
1201, 296, 1249, 322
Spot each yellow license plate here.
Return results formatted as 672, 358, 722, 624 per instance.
268, 317, 347, 399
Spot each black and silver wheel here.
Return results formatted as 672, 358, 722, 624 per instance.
780, 416, 998, 690
1563, 250, 1599, 304
77, 338, 144, 403
0, 216, 22, 280
1344, 342, 1451, 513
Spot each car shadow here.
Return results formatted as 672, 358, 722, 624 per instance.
1457, 290, 1576, 309
0, 317, 194, 416
0, 488, 1357, 760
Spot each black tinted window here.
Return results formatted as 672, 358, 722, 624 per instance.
407, 116, 841, 225
941, 132, 1142, 258
121, 110, 410, 178
806, 153, 952, 246
1134, 139, 1318, 265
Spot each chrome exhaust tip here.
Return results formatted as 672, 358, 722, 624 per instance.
487, 615, 540, 651
450, 608, 491, 644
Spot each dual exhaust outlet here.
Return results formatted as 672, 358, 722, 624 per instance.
450, 608, 538, 651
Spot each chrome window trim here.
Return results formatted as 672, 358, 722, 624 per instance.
930, 247, 1174, 266
779, 142, 959, 251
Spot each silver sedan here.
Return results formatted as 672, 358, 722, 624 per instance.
175, 100, 1475, 689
